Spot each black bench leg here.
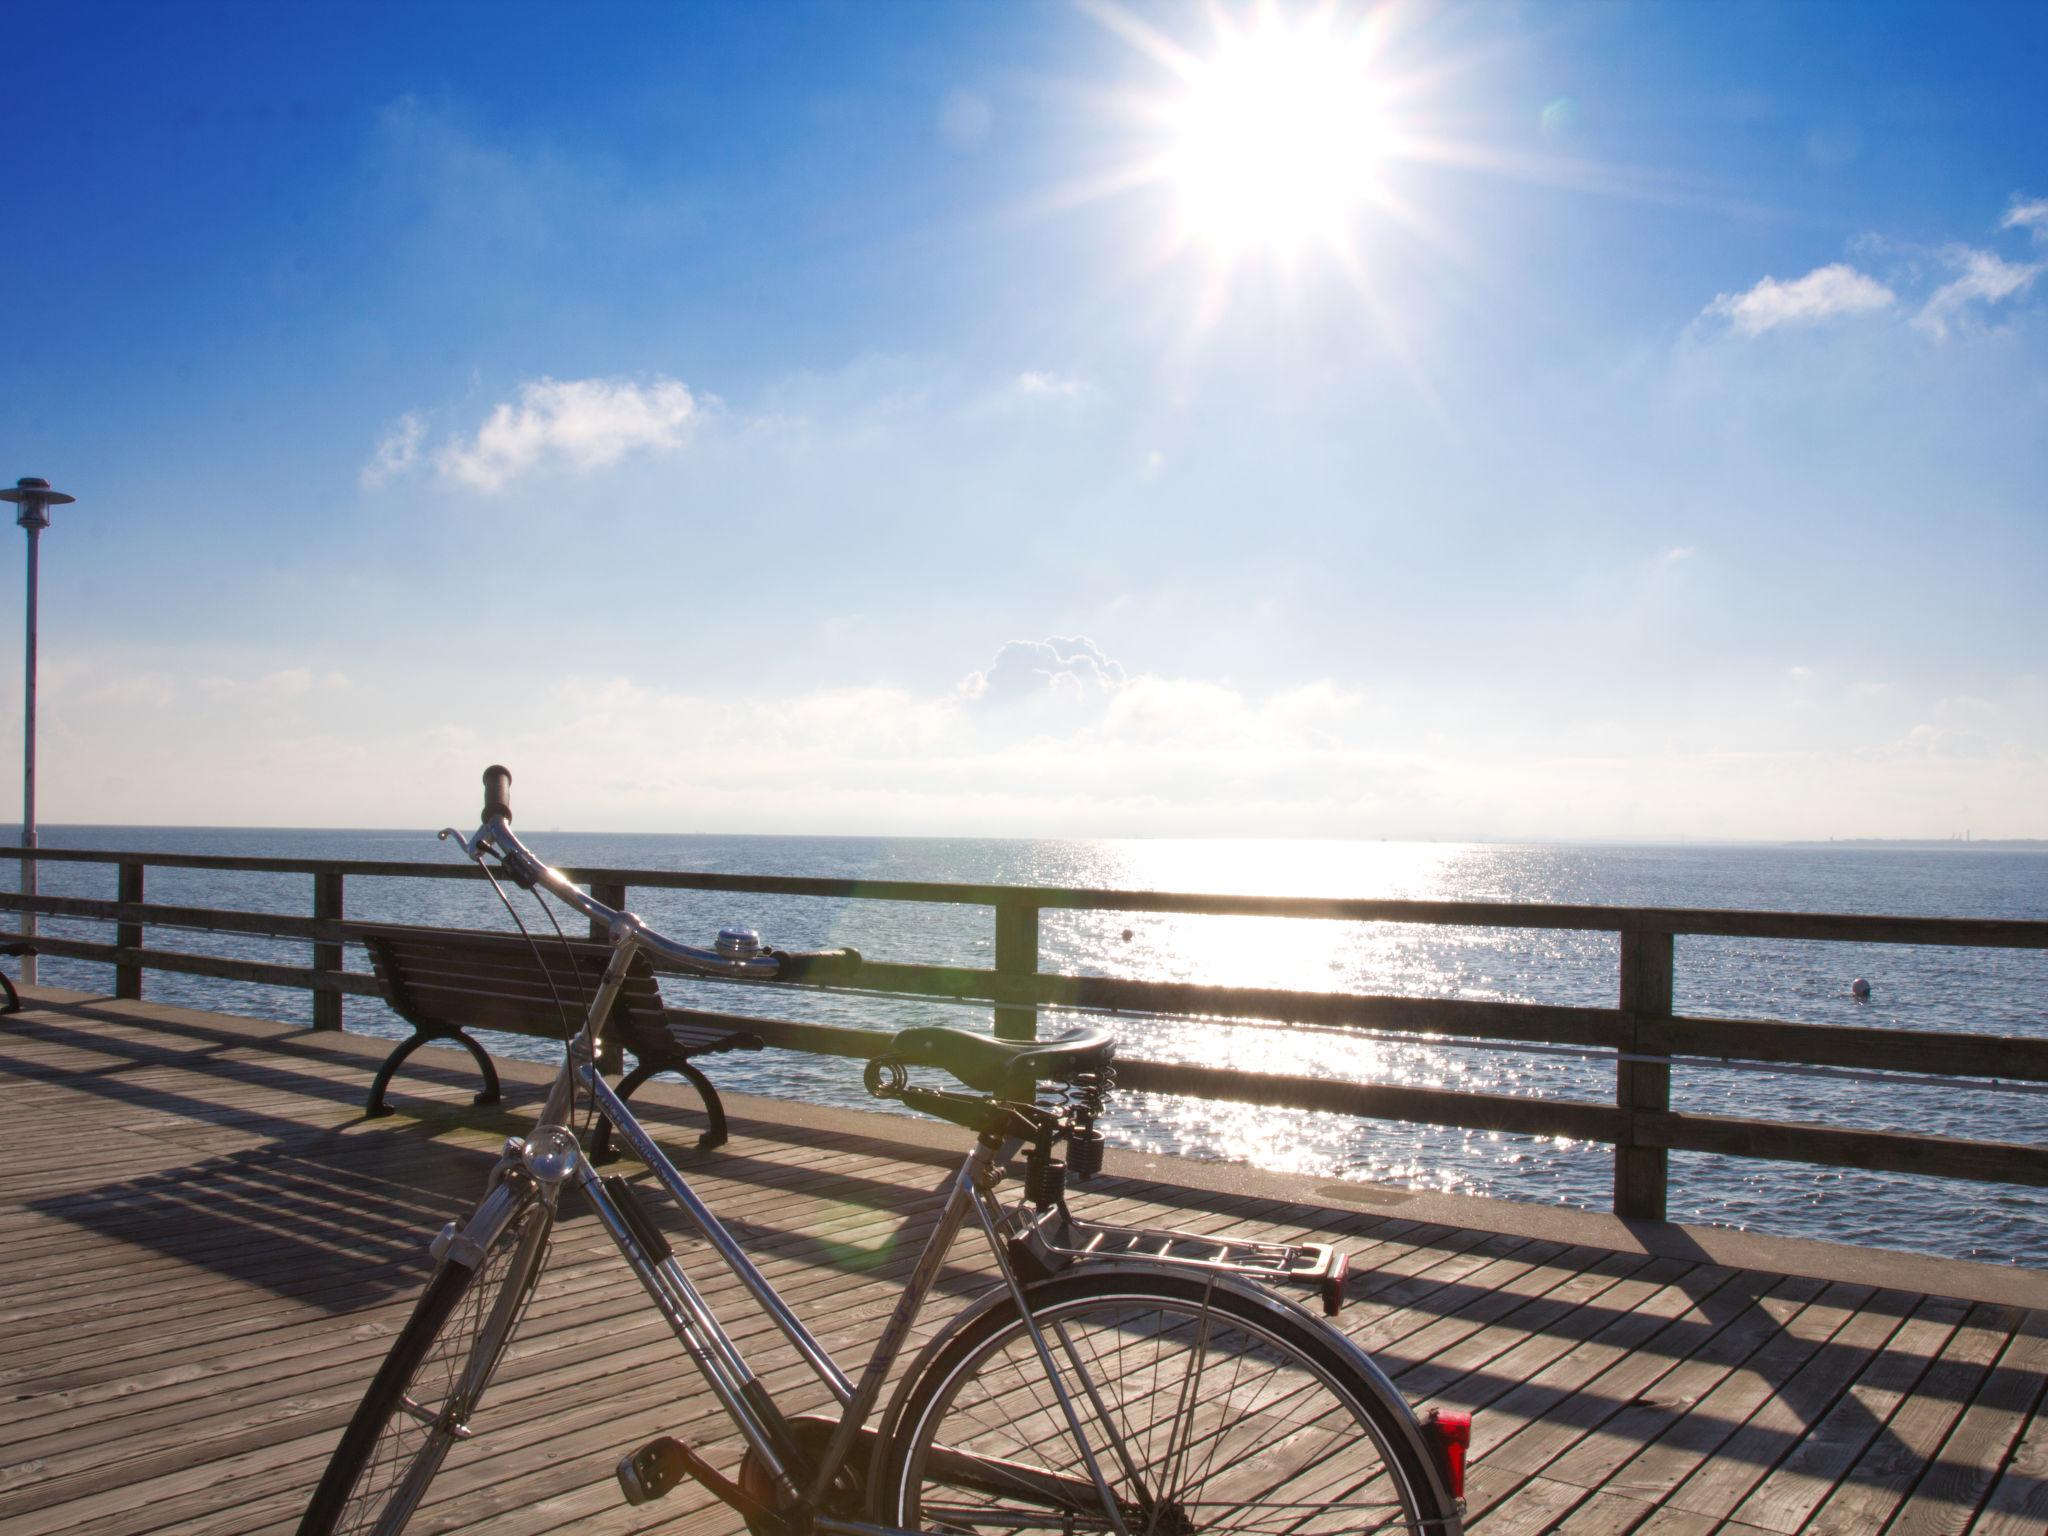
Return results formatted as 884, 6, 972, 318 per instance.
590, 1061, 661, 1165
456, 1030, 503, 1107
366, 1028, 502, 1118
590, 1058, 731, 1159
673, 1060, 731, 1154
0, 943, 33, 1015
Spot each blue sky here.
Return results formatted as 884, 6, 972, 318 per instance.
3, 0, 2043, 837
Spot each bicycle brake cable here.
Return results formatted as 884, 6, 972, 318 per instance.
526, 884, 605, 1141
471, 852, 598, 1134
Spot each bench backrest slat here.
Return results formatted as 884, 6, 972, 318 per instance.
350, 922, 666, 1047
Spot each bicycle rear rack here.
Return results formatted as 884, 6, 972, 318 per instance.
1012, 1207, 1351, 1315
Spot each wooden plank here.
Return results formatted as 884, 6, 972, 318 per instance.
1447, 1264, 1779, 1512
1799, 1301, 2018, 1534
1595, 1275, 1879, 1508
1726, 1295, 1972, 1533
1641, 1111, 2048, 1188
0, 889, 346, 944
1650, 1014, 2048, 1084
1414, 1250, 1702, 1422
1531, 1273, 1836, 1493
1885, 1308, 2048, 1534
1115, 1059, 1628, 1142
1657, 1287, 1922, 1521
4, 934, 383, 998
1974, 1360, 2048, 1534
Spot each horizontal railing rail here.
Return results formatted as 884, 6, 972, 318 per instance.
4, 845, 2045, 1221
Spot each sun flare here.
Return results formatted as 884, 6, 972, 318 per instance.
1162, 9, 1389, 260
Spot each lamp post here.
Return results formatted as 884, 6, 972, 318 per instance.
0, 478, 76, 985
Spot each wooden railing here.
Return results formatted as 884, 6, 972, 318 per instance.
4, 845, 2045, 1222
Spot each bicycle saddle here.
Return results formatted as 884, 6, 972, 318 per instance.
884, 1024, 1115, 1096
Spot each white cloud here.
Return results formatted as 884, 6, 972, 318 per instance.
1892, 722, 1992, 760
360, 411, 426, 489
960, 636, 1126, 704
1703, 263, 1895, 335
435, 376, 700, 492
1913, 248, 2044, 339
2002, 195, 2048, 238
1661, 545, 1697, 564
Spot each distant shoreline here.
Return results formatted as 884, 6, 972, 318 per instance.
1782, 839, 2048, 851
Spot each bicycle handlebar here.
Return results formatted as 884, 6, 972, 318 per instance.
450, 766, 860, 984
482, 764, 514, 825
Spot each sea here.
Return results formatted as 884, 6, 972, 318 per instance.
9, 828, 2046, 1268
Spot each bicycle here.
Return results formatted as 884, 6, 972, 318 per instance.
300, 766, 1470, 1535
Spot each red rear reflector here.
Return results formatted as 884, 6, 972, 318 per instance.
1423, 1408, 1471, 1501
1321, 1251, 1350, 1316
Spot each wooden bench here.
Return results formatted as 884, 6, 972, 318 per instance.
348, 922, 762, 1154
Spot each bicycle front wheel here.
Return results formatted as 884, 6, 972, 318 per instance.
299, 1185, 553, 1536
884, 1268, 1453, 1536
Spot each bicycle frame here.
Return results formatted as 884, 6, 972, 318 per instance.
460, 925, 1053, 1534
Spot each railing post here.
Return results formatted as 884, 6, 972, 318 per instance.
1615, 926, 1674, 1221
993, 899, 1039, 1041
115, 860, 144, 1000
590, 881, 628, 1071
18, 847, 33, 985
312, 871, 344, 1030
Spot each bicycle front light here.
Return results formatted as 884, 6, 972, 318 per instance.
521, 1124, 582, 1183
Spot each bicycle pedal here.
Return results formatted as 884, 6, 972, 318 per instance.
617, 1436, 695, 1505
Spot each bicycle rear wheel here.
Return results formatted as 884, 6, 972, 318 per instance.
299, 1186, 552, 1536
883, 1268, 1455, 1535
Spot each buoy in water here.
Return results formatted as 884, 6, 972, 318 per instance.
1850, 978, 1872, 999
1120, 928, 1134, 942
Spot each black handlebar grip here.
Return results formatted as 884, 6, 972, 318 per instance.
481, 765, 513, 824
769, 946, 862, 982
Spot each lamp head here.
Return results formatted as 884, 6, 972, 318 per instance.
1, 477, 77, 531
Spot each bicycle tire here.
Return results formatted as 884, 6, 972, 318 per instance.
299, 1187, 552, 1536
882, 1267, 1457, 1535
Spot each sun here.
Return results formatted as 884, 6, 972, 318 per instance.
1071, 0, 1482, 336
1160, 7, 1390, 261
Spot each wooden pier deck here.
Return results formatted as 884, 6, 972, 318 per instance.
2, 989, 2044, 1536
